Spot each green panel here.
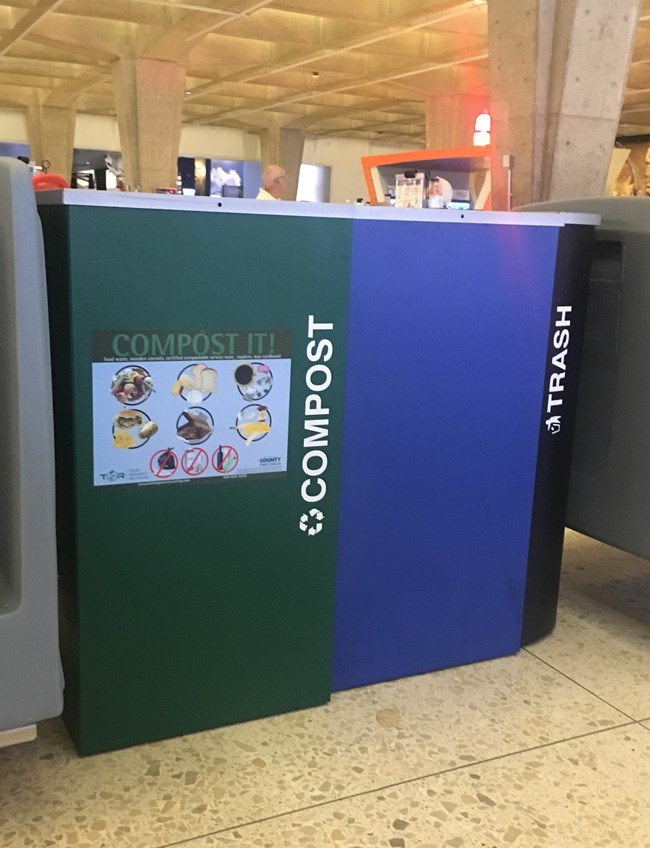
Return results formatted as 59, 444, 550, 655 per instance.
46, 205, 351, 754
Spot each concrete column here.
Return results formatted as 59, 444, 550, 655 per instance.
425, 94, 487, 150
488, 0, 642, 210
25, 104, 76, 182
258, 127, 305, 201
111, 57, 185, 192
487, 0, 550, 209
543, 0, 641, 203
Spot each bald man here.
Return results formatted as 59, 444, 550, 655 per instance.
256, 165, 287, 200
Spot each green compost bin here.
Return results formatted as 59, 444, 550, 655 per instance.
38, 193, 352, 755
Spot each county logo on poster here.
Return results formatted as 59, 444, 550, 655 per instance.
92, 330, 291, 487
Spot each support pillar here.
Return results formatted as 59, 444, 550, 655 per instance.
25, 103, 76, 182
258, 127, 305, 201
111, 57, 185, 193
488, 0, 642, 209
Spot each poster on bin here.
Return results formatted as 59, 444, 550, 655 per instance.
92, 330, 291, 487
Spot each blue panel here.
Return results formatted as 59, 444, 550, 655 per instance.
332, 219, 560, 690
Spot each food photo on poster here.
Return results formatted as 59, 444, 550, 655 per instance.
91, 330, 291, 487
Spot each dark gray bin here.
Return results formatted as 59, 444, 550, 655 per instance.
519, 197, 650, 561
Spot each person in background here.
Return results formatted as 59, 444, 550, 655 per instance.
256, 165, 287, 200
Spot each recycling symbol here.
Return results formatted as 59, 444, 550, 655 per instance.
300, 507, 324, 536
545, 415, 562, 434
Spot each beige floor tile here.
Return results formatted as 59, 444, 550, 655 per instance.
0, 651, 627, 848
182, 724, 650, 848
526, 530, 650, 719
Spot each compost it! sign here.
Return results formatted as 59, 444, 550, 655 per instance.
92, 330, 291, 488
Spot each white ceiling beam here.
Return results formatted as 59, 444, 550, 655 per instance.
45, 72, 105, 106
284, 97, 422, 129
142, 0, 275, 58
0, 0, 66, 58
188, 44, 487, 124
0, 53, 102, 73
20, 15, 129, 60
624, 86, 650, 105
59, 0, 237, 21
185, 0, 482, 98
23, 33, 118, 64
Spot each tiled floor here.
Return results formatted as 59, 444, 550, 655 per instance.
2, 529, 650, 848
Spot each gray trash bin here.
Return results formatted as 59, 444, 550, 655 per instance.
0, 157, 63, 740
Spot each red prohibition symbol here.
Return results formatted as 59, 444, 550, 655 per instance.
181, 447, 209, 476
212, 444, 239, 474
150, 448, 178, 479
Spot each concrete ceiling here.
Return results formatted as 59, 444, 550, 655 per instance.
0, 0, 650, 145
